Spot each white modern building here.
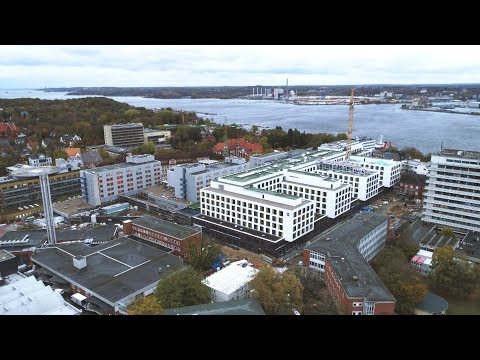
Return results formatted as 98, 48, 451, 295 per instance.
80, 154, 162, 206
422, 149, 480, 232
103, 123, 145, 148
200, 150, 354, 242
402, 159, 430, 176
315, 160, 379, 201
202, 260, 258, 302
28, 154, 52, 167
167, 158, 249, 203
318, 137, 378, 156
349, 155, 402, 188
144, 129, 171, 144
55, 156, 83, 173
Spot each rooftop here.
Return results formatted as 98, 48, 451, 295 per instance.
306, 212, 394, 302
164, 298, 265, 315
436, 148, 480, 160
106, 123, 143, 129
0, 275, 80, 315
349, 155, 399, 166
415, 292, 448, 314
31, 237, 184, 306
82, 159, 158, 174
400, 172, 427, 186
189, 161, 239, 176
131, 215, 200, 240
0, 249, 15, 262
202, 260, 258, 295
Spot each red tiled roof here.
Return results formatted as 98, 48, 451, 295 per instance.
0, 122, 18, 134
213, 138, 263, 153
64, 147, 81, 157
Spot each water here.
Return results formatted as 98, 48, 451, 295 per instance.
1, 89, 479, 154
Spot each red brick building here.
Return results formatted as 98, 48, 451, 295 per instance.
303, 212, 396, 315
0, 122, 19, 141
123, 215, 202, 258
213, 138, 263, 160
398, 173, 426, 199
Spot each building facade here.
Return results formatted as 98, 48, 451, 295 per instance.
349, 155, 402, 188
201, 260, 258, 302
167, 158, 249, 203
422, 149, 480, 232
410, 249, 433, 276
213, 138, 263, 160
303, 212, 395, 315
0, 170, 81, 213
123, 215, 202, 258
80, 155, 162, 206
398, 173, 426, 199
28, 154, 52, 167
103, 123, 145, 148
144, 129, 171, 144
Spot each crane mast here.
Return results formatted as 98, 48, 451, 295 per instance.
345, 88, 355, 160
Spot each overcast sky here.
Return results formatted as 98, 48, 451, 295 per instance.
1, 45, 480, 88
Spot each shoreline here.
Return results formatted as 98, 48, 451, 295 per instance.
402, 108, 480, 116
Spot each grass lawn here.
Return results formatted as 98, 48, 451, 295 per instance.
442, 289, 480, 315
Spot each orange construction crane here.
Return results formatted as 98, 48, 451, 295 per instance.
345, 88, 355, 160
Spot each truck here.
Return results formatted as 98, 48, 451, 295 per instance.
71, 292, 87, 306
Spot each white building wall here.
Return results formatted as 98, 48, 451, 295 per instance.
357, 219, 388, 261
422, 152, 480, 232
81, 158, 162, 206
350, 156, 402, 188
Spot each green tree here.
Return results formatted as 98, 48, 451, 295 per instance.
50, 148, 68, 160
250, 266, 304, 315
430, 245, 480, 297
156, 266, 210, 309
186, 236, 222, 272
135, 141, 156, 155
127, 295, 164, 315
439, 227, 456, 240
371, 246, 428, 314
390, 228, 420, 260
98, 148, 111, 161
124, 108, 141, 119
308, 288, 346, 315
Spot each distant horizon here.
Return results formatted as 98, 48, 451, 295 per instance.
3, 82, 480, 91
1, 45, 480, 88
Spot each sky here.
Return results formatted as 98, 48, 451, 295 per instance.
1, 45, 480, 88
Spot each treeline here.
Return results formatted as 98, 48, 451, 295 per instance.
0, 97, 202, 146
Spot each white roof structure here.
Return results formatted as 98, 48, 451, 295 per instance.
202, 260, 258, 296
0, 276, 80, 315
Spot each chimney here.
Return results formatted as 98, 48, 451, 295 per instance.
122, 219, 133, 235
73, 255, 87, 269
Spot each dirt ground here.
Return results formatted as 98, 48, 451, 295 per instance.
221, 245, 270, 268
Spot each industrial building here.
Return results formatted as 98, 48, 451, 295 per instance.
123, 215, 202, 257
303, 212, 395, 315
422, 149, 480, 233
103, 123, 145, 148
167, 158, 249, 203
80, 154, 162, 206
144, 129, 171, 144
31, 237, 184, 315
0, 170, 81, 216
201, 260, 258, 302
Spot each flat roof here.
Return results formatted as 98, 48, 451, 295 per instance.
164, 298, 265, 315
415, 292, 448, 313
0, 250, 15, 262
202, 260, 258, 295
83, 160, 158, 174
132, 215, 200, 239
0, 231, 46, 251
306, 212, 394, 302
349, 155, 400, 166
31, 237, 184, 305
189, 162, 238, 176
436, 148, 480, 160
205, 187, 308, 211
